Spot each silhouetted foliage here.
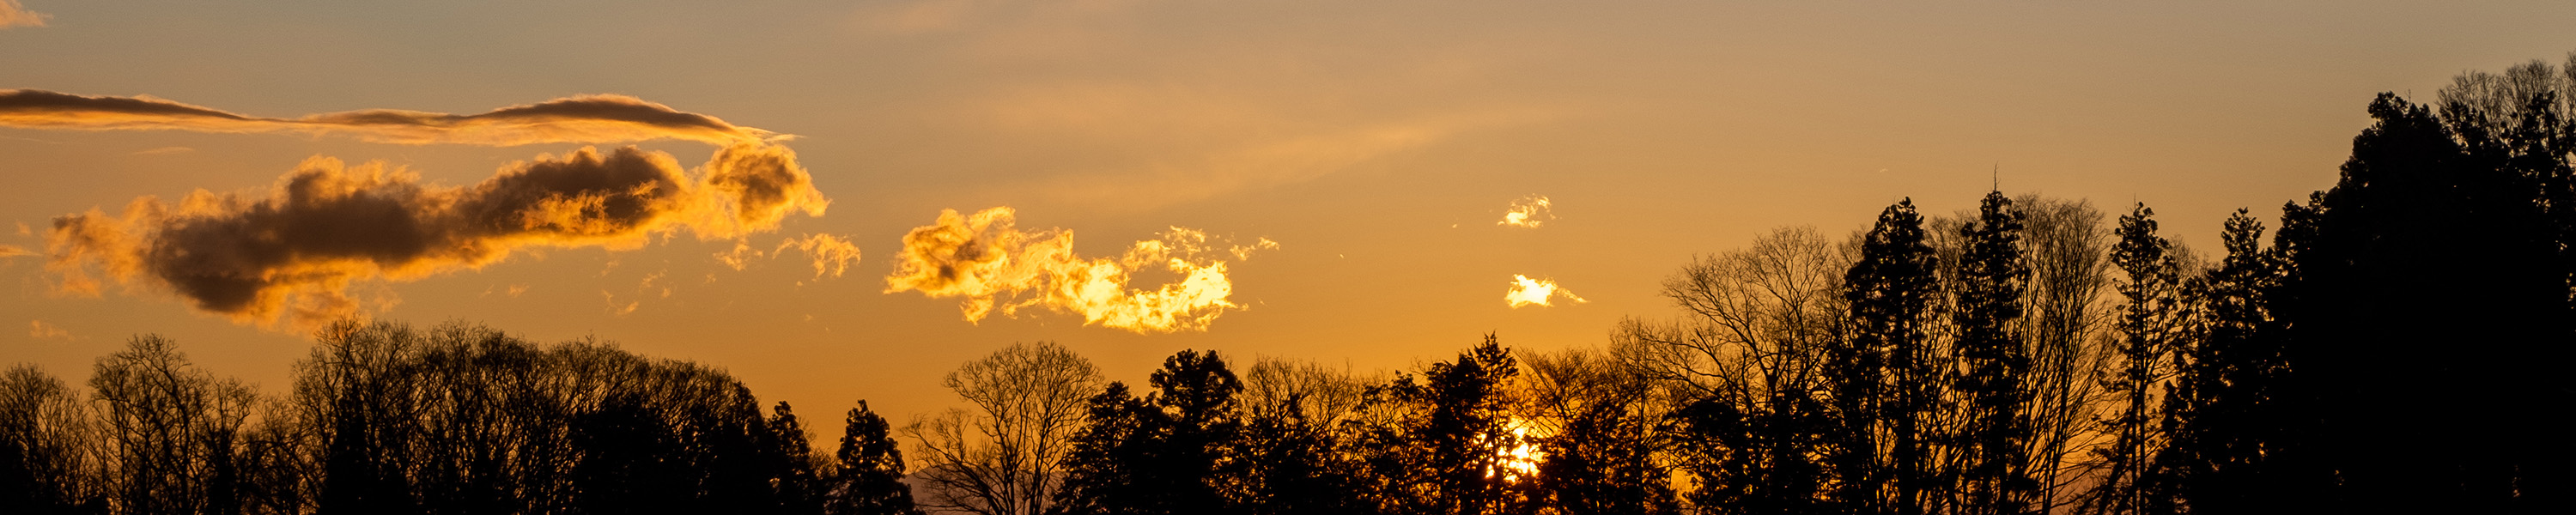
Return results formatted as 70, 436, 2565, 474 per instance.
907, 341, 1100, 515
1952, 191, 2038, 515
2082, 203, 2183, 515
826, 401, 921, 515
1360, 335, 1536, 515
13, 50, 2576, 515
1845, 198, 1943, 515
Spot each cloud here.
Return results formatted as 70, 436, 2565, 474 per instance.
1498, 195, 1553, 228
1504, 275, 1584, 308
0, 0, 46, 29
43, 142, 828, 329
133, 146, 195, 155
27, 320, 70, 341
884, 207, 1270, 334
775, 233, 861, 280
0, 89, 775, 146
0, 245, 32, 258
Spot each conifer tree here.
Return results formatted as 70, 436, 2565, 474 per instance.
825, 401, 922, 515
1843, 198, 1942, 515
1953, 191, 2037, 515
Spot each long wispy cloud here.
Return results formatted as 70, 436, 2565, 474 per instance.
0, 0, 46, 29
0, 89, 775, 145
46, 143, 828, 329
884, 207, 1276, 334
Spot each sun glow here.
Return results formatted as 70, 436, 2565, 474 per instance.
1485, 420, 1546, 482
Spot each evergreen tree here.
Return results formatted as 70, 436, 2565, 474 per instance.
2086, 203, 2181, 515
1843, 198, 1942, 515
770, 403, 826, 515
1953, 191, 2037, 515
824, 401, 922, 515
1048, 383, 1157, 515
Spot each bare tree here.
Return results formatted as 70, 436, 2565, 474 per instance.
2014, 195, 2117, 514
1613, 226, 1853, 512
2, 364, 107, 514
904, 342, 1101, 515
91, 335, 260, 515
1241, 357, 1369, 431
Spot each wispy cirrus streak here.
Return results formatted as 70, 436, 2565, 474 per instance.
0, 89, 774, 145
46, 143, 829, 329
884, 207, 1277, 334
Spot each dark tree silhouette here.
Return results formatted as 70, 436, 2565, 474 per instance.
1361, 336, 1534, 515
1952, 191, 2037, 515
769, 403, 827, 515
825, 401, 922, 515
2082, 203, 2184, 515
1234, 358, 1371, 515
2266, 89, 2571, 512
1, 365, 106, 515
1844, 198, 1943, 515
1522, 348, 1677, 515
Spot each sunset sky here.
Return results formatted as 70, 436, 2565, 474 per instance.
6, 0, 2573, 421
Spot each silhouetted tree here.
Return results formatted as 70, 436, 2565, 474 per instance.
907, 342, 1100, 515
1, 365, 106, 515
771, 403, 827, 515
1235, 358, 1371, 515
2081, 203, 2184, 515
1844, 199, 1943, 515
2012, 195, 2113, 514
825, 401, 921, 515
1952, 191, 2037, 515
1522, 348, 1677, 515
1360, 336, 1533, 515
92, 335, 258, 515
1618, 227, 1845, 514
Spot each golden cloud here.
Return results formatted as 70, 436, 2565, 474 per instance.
0, 89, 775, 146
0, 0, 46, 29
884, 207, 1273, 334
44, 143, 828, 330
1504, 275, 1584, 308
776, 233, 862, 280
1498, 195, 1553, 228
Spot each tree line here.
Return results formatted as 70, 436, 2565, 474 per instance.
9, 55, 2576, 515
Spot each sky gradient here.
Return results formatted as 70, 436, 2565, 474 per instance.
6, 0, 2574, 423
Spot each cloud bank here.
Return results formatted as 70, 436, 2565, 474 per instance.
1504, 275, 1584, 308
45, 143, 828, 328
0, 89, 775, 145
884, 207, 1275, 334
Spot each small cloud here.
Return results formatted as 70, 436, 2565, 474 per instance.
1498, 195, 1554, 228
133, 146, 195, 155
0, 0, 49, 29
507, 284, 528, 298
1229, 237, 1280, 261
27, 319, 71, 341
0, 245, 32, 258
775, 233, 861, 279
14, 221, 31, 236
715, 240, 764, 270
603, 291, 639, 316
1504, 275, 1585, 308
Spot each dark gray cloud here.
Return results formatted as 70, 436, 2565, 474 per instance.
47, 143, 828, 328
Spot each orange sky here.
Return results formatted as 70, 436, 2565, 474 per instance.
5, 0, 2573, 424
